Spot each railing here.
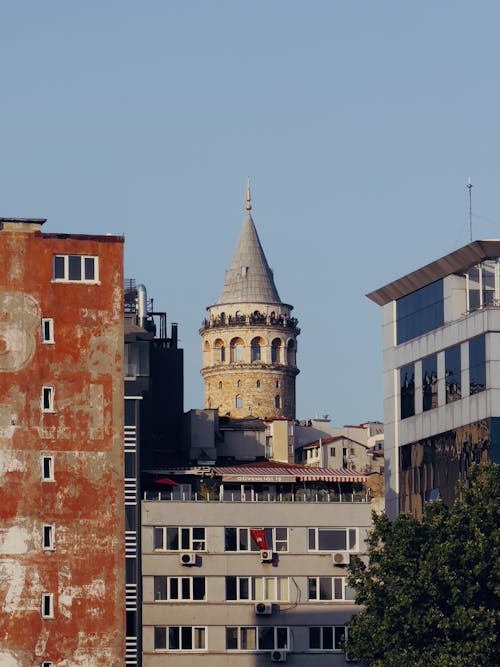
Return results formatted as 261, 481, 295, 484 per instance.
143, 490, 369, 503
200, 315, 300, 333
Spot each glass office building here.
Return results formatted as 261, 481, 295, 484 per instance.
368, 241, 500, 518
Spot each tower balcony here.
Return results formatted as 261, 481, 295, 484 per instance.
200, 313, 300, 334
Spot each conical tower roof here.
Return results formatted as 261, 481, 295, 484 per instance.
218, 212, 281, 304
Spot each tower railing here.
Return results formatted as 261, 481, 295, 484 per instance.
200, 313, 300, 333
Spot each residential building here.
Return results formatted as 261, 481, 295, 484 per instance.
0, 218, 125, 666
295, 421, 384, 474
141, 462, 371, 666
368, 239, 500, 518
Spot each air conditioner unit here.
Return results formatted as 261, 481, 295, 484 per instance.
255, 602, 272, 615
332, 551, 349, 566
271, 649, 287, 662
179, 552, 196, 566
260, 549, 273, 563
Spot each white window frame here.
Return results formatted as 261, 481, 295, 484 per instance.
41, 318, 54, 344
308, 527, 358, 552
225, 576, 253, 600
41, 593, 54, 619
41, 455, 54, 482
153, 526, 206, 552
226, 626, 289, 651
308, 625, 347, 652
154, 625, 207, 651
41, 386, 55, 413
42, 524, 55, 551
307, 576, 355, 601
153, 576, 206, 601
225, 527, 289, 552
255, 576, 289, 602
225, 576, 289, 602
52, 254, 99, 283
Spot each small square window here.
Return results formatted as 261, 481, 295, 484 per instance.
42, 387, 55, 413
41, 662, 53, 667
42, 456, 54, 481
41, 593, 54, 618
41, 318, 54, 344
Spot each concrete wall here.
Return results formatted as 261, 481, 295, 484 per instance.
141, 499, 370, 666
0, 222, 125, 665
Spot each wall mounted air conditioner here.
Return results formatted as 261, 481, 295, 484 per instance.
255, 602, 272, 615
271, 649, 287, 662
332, 550, 349, 566
179, 552, 196, 566
260, 549, 273, 563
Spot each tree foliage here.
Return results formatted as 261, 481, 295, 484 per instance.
346, 464, 500, 667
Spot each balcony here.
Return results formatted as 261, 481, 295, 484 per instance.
143, 488, 369, 503
200, 313, 300, 334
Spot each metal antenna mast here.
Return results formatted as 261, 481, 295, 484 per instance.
467, 177, 473, 242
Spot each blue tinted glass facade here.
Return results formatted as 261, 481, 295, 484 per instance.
469, 335, 486, 395
400, 363, 415, 419
396, 280, 444, 344
422, 354, 438, 412
399, 418, 494, 517
445, 345, 461, 404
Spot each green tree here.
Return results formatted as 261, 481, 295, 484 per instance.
346, 464, 500, 667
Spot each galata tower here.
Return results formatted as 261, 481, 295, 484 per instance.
200, 184, 300, 419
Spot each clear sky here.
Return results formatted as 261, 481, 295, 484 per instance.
2, 2, 500, 425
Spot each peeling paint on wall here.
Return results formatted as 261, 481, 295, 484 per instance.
0, 225, 125, 664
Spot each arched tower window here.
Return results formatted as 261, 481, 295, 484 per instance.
256, 380, 261, 388
235, 395, 243, 409
214, 338, 225, 363
218, 381, 222, 389
251, 336, 264, 362
274, 395, 281, 409
236, 379, 241, 388
271, 338, 281, 363
230, 337, 245, 362
287, 339, 296, 367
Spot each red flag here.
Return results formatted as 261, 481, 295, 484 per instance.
250, 528, 269, 550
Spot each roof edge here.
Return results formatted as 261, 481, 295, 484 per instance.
367, 239, 500, 306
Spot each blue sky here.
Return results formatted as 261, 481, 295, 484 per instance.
2, 2, 500, 424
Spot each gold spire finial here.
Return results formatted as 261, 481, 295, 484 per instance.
245, 177, 252, 211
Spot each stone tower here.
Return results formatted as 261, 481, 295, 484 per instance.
200, 187, 300, 419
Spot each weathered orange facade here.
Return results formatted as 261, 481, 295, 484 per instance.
0, 219, 125, 666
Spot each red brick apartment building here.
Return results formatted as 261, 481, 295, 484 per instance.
0, 218, 125, 666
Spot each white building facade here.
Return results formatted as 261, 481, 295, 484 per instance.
368, 240, 500, 518
141, 472, 370, 666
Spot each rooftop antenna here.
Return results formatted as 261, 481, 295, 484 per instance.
245, 177, 252, 212
467, 177, 473, 242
